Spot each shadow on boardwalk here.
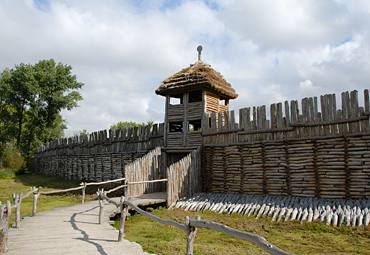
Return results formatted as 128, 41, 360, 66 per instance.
69, 206, 112, 255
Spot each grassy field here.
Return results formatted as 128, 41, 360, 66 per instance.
0, 170, 89, 226
117, 207, 370, 255
1, 171, 368, 254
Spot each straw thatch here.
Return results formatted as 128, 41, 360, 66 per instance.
156, 61, 238, 99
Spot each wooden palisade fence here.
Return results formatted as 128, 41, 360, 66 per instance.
203, 89, 370, 199
33, 123, 164, 181
167, 148, 201, 207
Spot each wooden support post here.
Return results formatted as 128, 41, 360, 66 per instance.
32, 187, 39, 216
0, 203, 6, 254
13, 193, 21, 228
98, 189, 104, 224
81, 182, 86, 204
6, 201, 11, 223
0, 201, 11, 254
117, 196, 128, 242
185, 216, 198, 255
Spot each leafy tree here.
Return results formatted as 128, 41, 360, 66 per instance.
0, 59, 83, 168
111, 120, 153, 130
34, 60, 83, 126
0, 64, 36, 147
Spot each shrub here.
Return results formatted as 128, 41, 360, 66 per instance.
1, 144, 24, 171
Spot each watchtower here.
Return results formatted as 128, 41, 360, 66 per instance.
155, 46, 238, 161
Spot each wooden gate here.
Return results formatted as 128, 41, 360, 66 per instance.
167, 148, 201, 207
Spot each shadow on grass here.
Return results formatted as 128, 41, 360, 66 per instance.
15, 173, 80, 190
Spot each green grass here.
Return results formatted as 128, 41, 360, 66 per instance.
0, 168, 18, 179
0, 172, 92, 226
116, 207, 370, 255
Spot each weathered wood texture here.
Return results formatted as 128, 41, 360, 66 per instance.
124, 147, 165, 197
203, 90, 369, 143
204, 136, 370, 199
33, 123, 164, 181
167, 148, 201, 207
203, 90, 370, 199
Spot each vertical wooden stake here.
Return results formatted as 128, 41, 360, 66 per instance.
185, 216, 198, 255
81, 183, 86, 204
97, 189, 104, 224
15, 194, 21, 228
32, 187, 39, 216
0, 202, 5, 254
6, 200, 11, 223
118, 196, 128, 242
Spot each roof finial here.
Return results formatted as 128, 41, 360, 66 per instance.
197, 45, 203, 62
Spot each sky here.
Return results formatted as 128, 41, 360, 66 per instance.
1, 0, 370, 136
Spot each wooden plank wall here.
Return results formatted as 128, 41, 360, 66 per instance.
33, 123, 164, 181
124, 147, 165, 197
203, 89, 370, 199
167, 148, 201, 207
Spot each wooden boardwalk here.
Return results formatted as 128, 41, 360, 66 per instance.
7, 199, 151, 255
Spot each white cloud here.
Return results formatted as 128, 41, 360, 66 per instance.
1, 0, 370, 136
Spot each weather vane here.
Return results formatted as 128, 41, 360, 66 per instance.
197, 45, 203, 62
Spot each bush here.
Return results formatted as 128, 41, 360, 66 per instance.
1, 144, 24, 171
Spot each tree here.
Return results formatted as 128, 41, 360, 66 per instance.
0, 59, 83, 166
0, 64, 36, 147
111, 120, 153, 130
34, 60, 83, 127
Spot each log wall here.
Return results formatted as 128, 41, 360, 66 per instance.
167, 148, 201, 207
125, 147, 165, 197
33, 123, 164, 181
203, 89, 370, 199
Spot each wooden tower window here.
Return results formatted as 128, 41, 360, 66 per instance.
188, 119, 202, 132
169, 94, 183, 105
188, 90, 202, 103
169, 121, 183, 132
219, 97, 229, 106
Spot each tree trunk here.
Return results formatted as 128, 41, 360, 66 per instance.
16, 104, 24, 148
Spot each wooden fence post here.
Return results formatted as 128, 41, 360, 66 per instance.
0, 201, 11, 254
0, 203, 6, 254
81, 182, 87, 204
32, 187, 39, 216
185, 216, 198, 255
97, 189, 104, 224
6, 201, 11, 225
117, 196, 128, 242
13, 193, 21, 228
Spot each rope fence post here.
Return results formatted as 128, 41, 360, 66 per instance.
13, 193, 22, 229
97, 189, 104, 224
185, 216, 198, 255
81, 182, 87, 204
6, 201, 11, 225
0, 203, 6, 253
117, 196, 128, 242
32, 187, 39, 216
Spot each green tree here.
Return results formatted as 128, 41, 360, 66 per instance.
111, 120, 153, 130
0, 59, 83, 168
0, 64, 36, 147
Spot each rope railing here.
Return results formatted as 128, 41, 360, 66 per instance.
96, 189, 291, 255
0, 176, 291, 255
0, 176, 127, 254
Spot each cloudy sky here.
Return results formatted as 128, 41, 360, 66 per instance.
1, 0, 370, 136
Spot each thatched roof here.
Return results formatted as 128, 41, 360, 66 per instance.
155, 61, 238, 99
